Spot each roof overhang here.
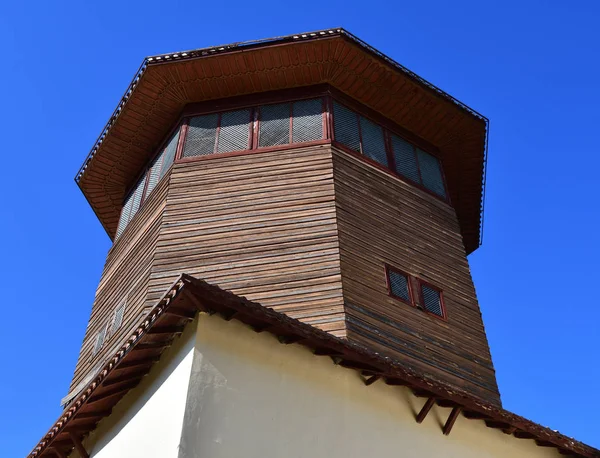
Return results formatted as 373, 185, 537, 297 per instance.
28, 274, 599, 458
76, 28, 488, 254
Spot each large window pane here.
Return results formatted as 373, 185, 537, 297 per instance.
116, 190, 135, 238
183, 114, 218, 157
417, 149, 446, 198
360, 116, 388, 166
217, 109, 251, 153
292, 99, 323, 143
159, 130, 180, 179
333, 101, 360, 152
391, 134, 420, 183
259, 103, 290, 147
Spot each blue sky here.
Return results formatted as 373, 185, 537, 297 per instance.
2, 1, 599, 456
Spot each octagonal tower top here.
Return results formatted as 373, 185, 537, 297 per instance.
75, 28, 487, 254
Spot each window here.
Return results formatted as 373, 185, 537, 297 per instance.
386, 267, 412, 304
385, 265, 447, 319
258, 99, 324, 147
115, 93, 448, 241
419, 282, 446, 318
116, 130, 180, 238
92, 326, 106, 356
183, 109, 252, 158
110, 301, 126, 335
333, 101, 447, 199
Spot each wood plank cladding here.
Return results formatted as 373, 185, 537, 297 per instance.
77, 31, 486, 254
68, 177, 170, 394
69, 142, 497, 408
149, 145, 345, 336
330, 146, 501, 406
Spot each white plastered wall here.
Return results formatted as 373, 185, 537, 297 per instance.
74, 312, 562, 458
76, 323, 195, 458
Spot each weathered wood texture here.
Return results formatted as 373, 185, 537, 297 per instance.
68, 177, 170, 393
331, 146, 500, 406
69, 143, 497, 407
148, 145, 345, 336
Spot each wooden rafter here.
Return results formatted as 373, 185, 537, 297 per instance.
416, 397, 436, 424
443, 407, 462, 436
68, 433, 89, 458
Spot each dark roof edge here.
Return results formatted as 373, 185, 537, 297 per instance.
74, 27, 489, 248
29, 274, 599, 458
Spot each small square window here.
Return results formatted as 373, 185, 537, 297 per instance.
386, 267, 412, 304
420, 282, 446, 318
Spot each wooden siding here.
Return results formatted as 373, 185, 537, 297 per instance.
331, 146, 501, 406
68, 176, 170, 393
148, 144, 345, 336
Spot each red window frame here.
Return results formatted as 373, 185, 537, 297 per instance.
177, 95, 329, 163
417, 279, 447, 321
116, 86, 452, 243
384, 265, 414, 306
329, 97, 449, 203
385, 265, 448, 321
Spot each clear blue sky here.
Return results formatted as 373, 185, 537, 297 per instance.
2, 1, 599, 456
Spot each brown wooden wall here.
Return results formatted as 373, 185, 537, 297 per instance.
149, 145, 345, 336
331, 146, 500, 406
69, 143, 498, 408
68, 177, 169, 393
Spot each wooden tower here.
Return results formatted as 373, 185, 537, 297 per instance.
65, 29, 498, 410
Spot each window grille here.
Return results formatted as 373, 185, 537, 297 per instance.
387, 268, 411, 303
259, 103, 290, 147
333, 101, 360, 152
116, 190, 135, 238
217, 109, 251, 153
292, 98, 323, 143
390, 133, 420, 183
111, 301, 126, 335
159, 130, 180, 180
421, 283, 444, 317
417, 149, 446, 198
183, 114, 219, 157
92, 327, 106, 356
360, 116, 388, 167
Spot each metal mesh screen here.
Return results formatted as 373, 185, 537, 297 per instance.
388, 270, 410, 302
333, 101, 360, 152
292, 99, 323, 143
421, 284, 443, 316
217, 109, 251, 152
146, 150, 165, 199
116, 190, 135, 238
129, 175, 146, 218
159, 130, 180, 180
417, 149, 446, 198
259, 103, 290, 147
183, 114, 218, 157
92, 327, 106, 356
111, 301, 126, 335
360, 116, 388, 166
391, 134, 420, 183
